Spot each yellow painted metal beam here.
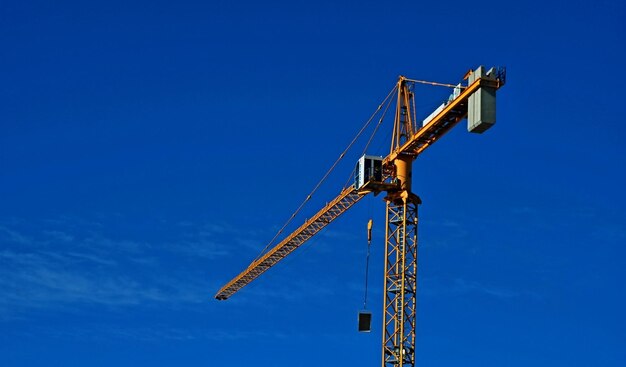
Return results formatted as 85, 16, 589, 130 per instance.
385, 77, 501, 164
215, 186, 364, 300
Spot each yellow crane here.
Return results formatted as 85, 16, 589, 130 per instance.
215, 66, 506, 366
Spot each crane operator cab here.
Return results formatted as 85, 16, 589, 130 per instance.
355, 155, 383, 191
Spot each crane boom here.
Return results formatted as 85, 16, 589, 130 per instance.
385, 75, 501, 164
215, 186, 364, 300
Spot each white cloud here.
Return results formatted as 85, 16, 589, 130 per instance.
42, 230, 74, 243
421, 276, 539, 300
0, 225, 32, 245
15, 324, 291, 342
0, 217, 346, 319
0, 218, 239, 319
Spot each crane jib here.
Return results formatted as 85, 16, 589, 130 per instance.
214, 187, 364, 300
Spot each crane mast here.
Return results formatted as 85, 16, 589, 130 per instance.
215, 66, 506, 366
381, 77, 421, 366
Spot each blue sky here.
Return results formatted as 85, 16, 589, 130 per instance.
1, 0, 625, 366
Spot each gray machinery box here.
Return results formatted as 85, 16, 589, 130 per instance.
468, 66, 497, 133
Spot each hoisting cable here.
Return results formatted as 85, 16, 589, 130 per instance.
411, 82, 418, 128
403, 78, 462, 89
342, 83, 397, 190
363, 219, 373, 309
253, 83, 399, 261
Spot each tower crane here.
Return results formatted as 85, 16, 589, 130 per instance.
215, 66, 506, 366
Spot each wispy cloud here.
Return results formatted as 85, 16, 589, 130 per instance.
169, 221, 267, 258
591, 224, 626, 244
0, 216, 367, 319
419, 218, 472, 250
13, 324, 292, 343
0, 225, 32, 245
421, 277, 539, 300
42, 230, 75, 243
447, 278, 523, 299
219, 275, 339, 308
166, 238, 231, 259
0, 217, 253, 319
0, 250, 206, 312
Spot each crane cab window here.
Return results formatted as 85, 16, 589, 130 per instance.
355, 155, 383, 189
